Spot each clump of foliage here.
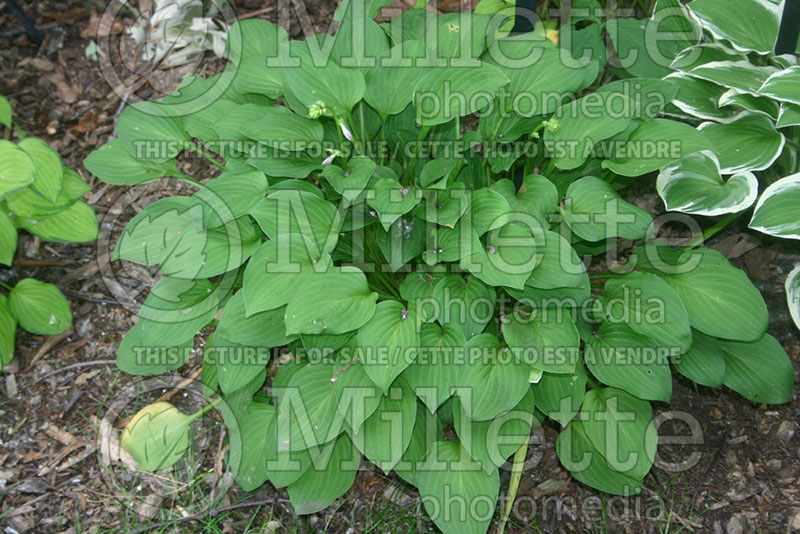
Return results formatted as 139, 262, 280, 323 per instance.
84, 1, 794, 532
0, 95, 98, 369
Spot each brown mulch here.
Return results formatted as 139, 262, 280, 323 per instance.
0, 1, 798, 533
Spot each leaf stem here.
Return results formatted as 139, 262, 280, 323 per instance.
188, 143, 225, 170
188, 395, 224, 422
684, 211, 743, 249
498, 433, 530, 534
167, 169, 204, 188
0, 281, 12, 291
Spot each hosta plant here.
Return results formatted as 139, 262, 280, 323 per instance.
601, 0, 800, 329
0, 95, 98, 369
85, 4, 794, 533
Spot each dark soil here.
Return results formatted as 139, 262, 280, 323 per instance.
0, 1, 798, 534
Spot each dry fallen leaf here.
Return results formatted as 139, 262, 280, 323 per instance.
44, 73, 79, 104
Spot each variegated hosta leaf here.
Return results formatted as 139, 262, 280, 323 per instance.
687, 0, 781, 55
688, 61, 778, 95
698, 114, 785, 173
657, 150, 758, 216
786, 265, 800, 331
718, 89, 779, 120
749, 173, 800, 240
670, 43, 744, 71
777, 104, 800, 128
757, 66, 800, 106
664, 72, 741, 123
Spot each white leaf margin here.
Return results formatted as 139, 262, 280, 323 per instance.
758, 66, 800, 106
657, 150, 759, 216
697, 114, 786, 174
687, 0, 782, 55
786, 264, 800, 332
749, 172, 800, 240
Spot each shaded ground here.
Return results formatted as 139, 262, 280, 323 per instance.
0, 1, 799, 533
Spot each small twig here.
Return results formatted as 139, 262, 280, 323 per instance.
35, 360, 116, 383
61, 289, 122, 307
13, 259, 70, 267
237, 6, 277, 19
24, 329, 74, 371
155, 367, 203, 404
688, 440, 726, 517
130, 499, 286, 534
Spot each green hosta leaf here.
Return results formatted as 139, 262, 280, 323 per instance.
116, 102, 190, 162
364, 40, 427, 118
224, 401, 274, 491
403, 322, 468, 411
331, 347, 382, 430
18, 138, 63, 202
657, 151, 758, 216
0, 211, 17, 265
431, 274, 495, 340
351, 377, 416, 471
757, 66, 800, 105
688, 61, 778, 95
417, 184, 469, 228
413, 62, 509, 126
262, 406, 319, 487
545, 93, 634, 170
243, 233, 330, 315
399, 269, 448, 303
207, 334, 269, 395
664, 72, 737, 122
453, 388, 534, 473
531, 363, 587, 427
137, 277, 219, 347
641, 248, 768, 342
250, 190, 341, 255
277, 362, 344, 451
84, 139, 174, 185
674, 329, 725, 388
787, 265, 800, 331
286, 433, 360, 515
280, 41, 365, 116
394, 402, 443, 485
484, 43, 588, 115
121, 401, 194, 471
227, 19, 286, 98
580, 387, 657, 481
524, 230, 587, 290
9, 278, 71, 335
601, 119, 709, 177
193, 170, 268, 228
424, 221, 483, 266
584, 322, 673, 402
719, 334, 793, 404
461, 222, 540, 290
687, 0, 780, 54
239, 107, 324, 151
749, 173, 800, 240
330, 17, 390, 71
0, 95, 11, 128
284, 267, 378, 335
0, 295, 17, 367
556, 420, 643, 495
321, 157, 376, 204
416, 441, 500, 534
458, 334, 530, 421
18, 201, 99, 243
502, 307, 580, 373
470, 187, 512, 235
376, 216, 426, 272
366, 178, 422, 231
507, 174, 559, 225
6, 167, 90, 220
358, 300, 422, 393
116, 323, 193, 375
699, 114, 784, 173
217, 290, 296, 347
604, 270, 693, 354
0, 140, 34, 199
560, 177, 653, 242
